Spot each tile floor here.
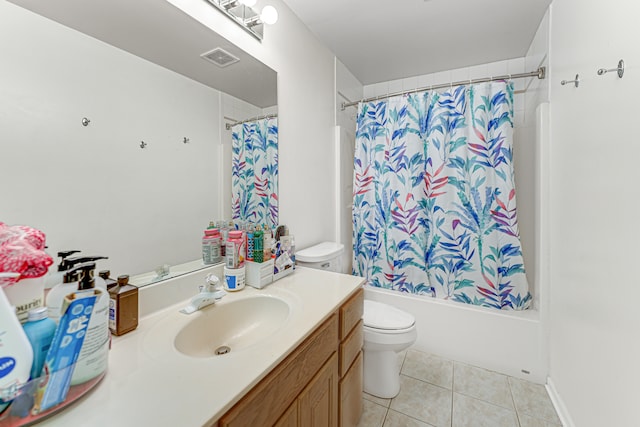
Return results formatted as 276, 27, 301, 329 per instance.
357, 348, 562, 427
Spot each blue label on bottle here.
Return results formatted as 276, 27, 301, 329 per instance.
0, 357, 16, 379
225, 274, 237, 289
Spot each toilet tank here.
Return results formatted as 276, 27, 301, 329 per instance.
296, 242, 344, 273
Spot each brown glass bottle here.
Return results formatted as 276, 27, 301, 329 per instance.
99, 270, 118, 291
108, 275, 138, 336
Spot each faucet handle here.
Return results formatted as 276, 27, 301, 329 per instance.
205, 273, 221, 291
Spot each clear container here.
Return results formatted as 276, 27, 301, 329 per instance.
0, 356, 105, 425
202, 228, 222, 265
223, 266, 246, 291
216, 220, 227, 257
226, 230, 245, 269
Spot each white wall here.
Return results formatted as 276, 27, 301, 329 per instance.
168, 0, 338, 252
0, 1, 223, 276
548, 1, 640, 426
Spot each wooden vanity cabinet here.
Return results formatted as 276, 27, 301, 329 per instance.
338, 289, 364, 427
217, 287, 364, 427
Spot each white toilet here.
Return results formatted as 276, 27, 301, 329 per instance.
296, 242, 417, 399
362, 299, 416, 398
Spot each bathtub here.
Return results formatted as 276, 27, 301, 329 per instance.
364, 285, 547, 384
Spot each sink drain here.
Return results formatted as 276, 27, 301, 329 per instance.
215, 345, 231, 355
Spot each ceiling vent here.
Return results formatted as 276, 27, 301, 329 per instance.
200, 47, 240, 68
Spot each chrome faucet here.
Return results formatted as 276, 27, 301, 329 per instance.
180, 274, 224, 314
152, 263, 171, 282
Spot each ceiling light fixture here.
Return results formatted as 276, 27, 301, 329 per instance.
244, 5, 279, 27
260, 5, 278, 25
206, 0, 278, 41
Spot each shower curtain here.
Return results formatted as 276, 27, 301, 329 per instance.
231, 117, 278, 229
352, 82, 531, 310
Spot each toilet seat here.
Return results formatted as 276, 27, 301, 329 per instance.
363, 299, 415, 331
363, 323, 415, 335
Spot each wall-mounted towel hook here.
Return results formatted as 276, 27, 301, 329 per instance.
561, 74, 580, 88
183, 137, 190, 144
81, 117, 91, 127
140, 140, 147, 149
597, 59, 624, 78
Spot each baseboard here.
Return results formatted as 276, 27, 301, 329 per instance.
546, 377, 575, 427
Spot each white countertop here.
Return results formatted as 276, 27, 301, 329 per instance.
38, 267, 364, 427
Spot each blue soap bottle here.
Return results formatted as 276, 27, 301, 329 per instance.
22, 307, 57, 379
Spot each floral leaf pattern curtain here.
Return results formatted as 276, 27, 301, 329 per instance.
352, 82, 531, 310
231, 117, 278, 228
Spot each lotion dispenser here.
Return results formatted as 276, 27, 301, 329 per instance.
43, 250, 81, 295
45, 256, 108, 323
70, 262, 109, 385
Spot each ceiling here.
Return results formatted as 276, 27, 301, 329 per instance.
282, 0, 552, 85
8, 0, 277, 108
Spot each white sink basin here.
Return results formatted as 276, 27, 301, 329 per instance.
174, 295, 290, 357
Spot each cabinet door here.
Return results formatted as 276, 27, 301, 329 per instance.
339, 351, 363, 427
219, 315, 338, 427
298, 353, 338, 427
274, 402, 298, 427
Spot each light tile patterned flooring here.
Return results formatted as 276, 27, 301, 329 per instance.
358, 348, 562, 427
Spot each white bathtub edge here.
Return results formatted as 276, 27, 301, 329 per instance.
364, 285, 547, 383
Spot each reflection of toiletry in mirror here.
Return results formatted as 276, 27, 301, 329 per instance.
202, 223, 222, 265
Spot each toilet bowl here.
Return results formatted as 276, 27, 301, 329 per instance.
296, 242, 417, 398
362, 299, 416, 398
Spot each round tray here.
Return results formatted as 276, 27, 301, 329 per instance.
0, 370, 106, 427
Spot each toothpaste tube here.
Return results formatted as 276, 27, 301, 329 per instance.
34, 290, 97, 413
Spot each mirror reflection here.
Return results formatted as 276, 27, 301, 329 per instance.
1, 0, 277, 286
230, 115, 279, 229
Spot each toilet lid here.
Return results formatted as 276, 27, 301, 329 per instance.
363, 300, 415, 330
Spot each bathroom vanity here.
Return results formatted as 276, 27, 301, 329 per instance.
219, 287, 363, 427
36, 267, 364, 427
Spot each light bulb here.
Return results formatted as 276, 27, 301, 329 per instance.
238, 0, 257, 6
260, 5, 278, 25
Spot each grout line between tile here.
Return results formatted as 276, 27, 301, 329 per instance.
507, 377, 522, 427
381, 406, 389, 427
450, 362, 456, 427
399, 373, 452, 394
398, 371, 452, 391
385, 408, 439, 427
453, 391, 515, 412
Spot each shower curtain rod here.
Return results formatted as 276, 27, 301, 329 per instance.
225, 113, 278, 130
341, 66, 546, 111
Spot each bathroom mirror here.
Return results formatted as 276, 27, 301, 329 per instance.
1, 0, 277, 286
